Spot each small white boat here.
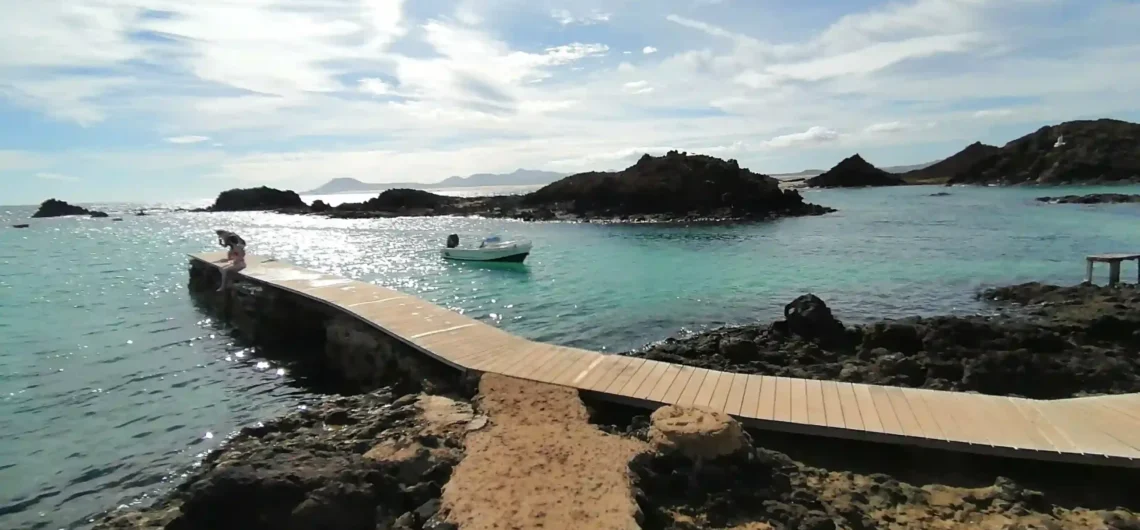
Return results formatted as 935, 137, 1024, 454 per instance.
442, 235, 531, 263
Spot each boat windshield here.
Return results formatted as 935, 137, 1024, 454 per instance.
480, 236, 502, 247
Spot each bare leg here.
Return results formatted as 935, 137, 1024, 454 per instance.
217, 265, 229, 292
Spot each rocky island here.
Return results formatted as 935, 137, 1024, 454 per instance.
204, 152, 836, 223
805, 155, 904, 188
200, 186, 308, 212
31, 198, 108, 218
1037, 193, 1140, 204
949, 118, 1140, 185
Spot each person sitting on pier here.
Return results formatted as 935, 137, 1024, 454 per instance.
214, 230, 247, 292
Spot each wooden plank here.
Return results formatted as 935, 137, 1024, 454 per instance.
755, 376, 778, 421
789, 378, 810, 424
946, 392, 1001, 447
548, 351, 601, 387
773, 377, 793, 422
805, 379, 828, 427
659, 366, 696, 404
1008, 397, 1076, 454
586, 357, 640, 392
724, 373, 749, 416
629, 361, 671, 400
1039, 401, 1138, 458
970, 394, 1042, 450
995, 397, 1057, 452
708, 371, 736, 411
884, 387, 924, 438
897, 389, 943, 440
739, 375, 764, 419
602, 358, 649, 394
910, 389, 968, 443
864, 384, 903, 435
617, 359, 660, 396
821, 381, 846, 429
644, 364, 686, 403
574, 355, 623, 390
529, 347, 587, 385
693, 370, 724, 408
835, 383, 865, 432
476, 341, 548, 376
1094, 394, 1140, 425
676, 369, 710, 406
1053, 400, 1140, 454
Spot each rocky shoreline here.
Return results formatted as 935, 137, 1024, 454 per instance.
626, 284, 1140, 399
92, 267, 1140, 529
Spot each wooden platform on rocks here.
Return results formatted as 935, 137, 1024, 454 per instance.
191, 252, 1140, 469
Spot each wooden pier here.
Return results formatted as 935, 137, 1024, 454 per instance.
192, 252, 1140, 469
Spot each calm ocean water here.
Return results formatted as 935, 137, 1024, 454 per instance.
3, 184, 1140, 529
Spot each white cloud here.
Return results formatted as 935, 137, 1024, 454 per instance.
643, 46, 658, 54
2, 0, 1139, 197
35, 172, 79, 182
623, 80, 654, 94
974, 108, 1015, 119
358, 78, 393, 96
165, 135, 211, 144
864, 121, 909, 134
551, 9, 611, 26
765, 127, 841, 148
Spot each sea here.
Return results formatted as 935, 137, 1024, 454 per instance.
3, 183, 1140, 529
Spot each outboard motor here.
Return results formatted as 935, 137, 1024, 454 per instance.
446, 234, 459, 248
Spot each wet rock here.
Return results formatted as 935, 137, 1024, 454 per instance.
31, 198, 107, 218
206, 186, 307, 212
784, 294, 848, 347
93, 389, 466, 530
310, 200, 331, 212
1037, 193, 1140, 204
627, 289, 1140, 399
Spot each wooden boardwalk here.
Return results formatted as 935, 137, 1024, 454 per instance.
192, 252, 1140, 468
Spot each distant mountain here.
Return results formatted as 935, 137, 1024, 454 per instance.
435, 169, 566, 188
806, 154, 905, 188
302, 169, 566, 195
772, 169, 825, 180
883, 162, 937, 173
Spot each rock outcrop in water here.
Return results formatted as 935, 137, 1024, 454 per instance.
901, 141, 1001, 184
95, 390, 473, 530
523, 151, 834, 220
1037, 193, 1140, 204
205, 186, 308, 212
805, 154, 905, 188
31, 198, 107, 218
321, 152, 835, 223
627, 287, 1140, 399
949, 118, 1140, 185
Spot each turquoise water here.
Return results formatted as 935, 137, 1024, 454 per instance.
3, 184, 1140, 529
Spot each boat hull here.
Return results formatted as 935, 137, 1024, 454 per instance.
441, 241, 531, 262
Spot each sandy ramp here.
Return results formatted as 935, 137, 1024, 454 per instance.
443, 374, 647, 530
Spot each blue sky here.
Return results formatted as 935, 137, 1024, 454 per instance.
2, 0, 1139, 204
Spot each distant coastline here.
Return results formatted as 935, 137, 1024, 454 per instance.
302, 168, 566, 195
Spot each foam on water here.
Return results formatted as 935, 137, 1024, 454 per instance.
3, 184, 1140, 528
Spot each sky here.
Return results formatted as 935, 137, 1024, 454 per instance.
2, 0, 1140, 204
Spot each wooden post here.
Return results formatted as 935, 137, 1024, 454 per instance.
1109, 260, 1122, 286
1086, 259, 1094, 284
